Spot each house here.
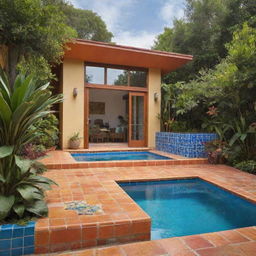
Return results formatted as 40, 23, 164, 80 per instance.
59, 39, 192, 149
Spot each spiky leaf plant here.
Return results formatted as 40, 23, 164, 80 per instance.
0, 69, 62, 221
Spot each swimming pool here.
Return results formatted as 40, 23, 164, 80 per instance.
71, 151, 171, 162
119, 178, 256, 240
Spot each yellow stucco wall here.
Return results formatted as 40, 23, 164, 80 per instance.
148, 68, 161, 148
61, 61, 161, 149
61, 59, 84, 149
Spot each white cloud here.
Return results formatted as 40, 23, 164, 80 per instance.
160, 0, 184, 26
69, 0, 155, 48
70, 0, 134, 33
69, 0, 184, 49
114, 31, 156, 49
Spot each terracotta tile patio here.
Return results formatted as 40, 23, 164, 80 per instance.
41, 150, 206, 169
43, 228, 256, 255
35, 163, 256, 255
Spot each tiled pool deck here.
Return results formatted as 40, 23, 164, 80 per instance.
35, 161, 256, 255
48, 227, 256, 255
41, 150, 207, 169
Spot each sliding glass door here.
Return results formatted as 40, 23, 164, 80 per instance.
128, 92, 147, 147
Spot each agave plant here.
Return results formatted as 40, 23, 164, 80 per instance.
0, 69, 62, 221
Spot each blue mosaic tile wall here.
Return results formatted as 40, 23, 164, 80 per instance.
156, 132, 218, 158
0, 222, 35, 256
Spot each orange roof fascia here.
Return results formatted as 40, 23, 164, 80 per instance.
64, 39, 193, 74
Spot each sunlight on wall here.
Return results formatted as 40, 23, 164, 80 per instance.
62, 59, 84, 148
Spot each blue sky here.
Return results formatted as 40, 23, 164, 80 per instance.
70, 0, 185, 48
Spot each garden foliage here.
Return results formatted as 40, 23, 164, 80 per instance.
0, 70, 62, 221
154, 0, 256, 84
0, 0, 113, 84
160, 24, 256, 164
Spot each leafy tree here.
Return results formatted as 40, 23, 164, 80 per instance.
0, 0, 76, 86
113, 70, 147, 87
45, 0, 113, 42
61, 4, 113, 42
153, 0, 256, 84
114, 71, 128, 85
153, 27, 173, 52
163, 24, 256, 161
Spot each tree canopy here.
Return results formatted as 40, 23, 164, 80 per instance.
45, 0, 113, 42
61, 3, 113, 42
153, 0, 256, 84
0, 0, 76, 84
156, 0, 256, 165
0, 0, 113, 84
161, 23, 256, 162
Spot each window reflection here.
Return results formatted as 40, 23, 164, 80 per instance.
86, 66, 104, 84
130, 71, 147, 87
85, 65, 147, 87
107, 68, 128, 86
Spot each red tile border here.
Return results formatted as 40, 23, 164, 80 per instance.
41, 150, 208, 169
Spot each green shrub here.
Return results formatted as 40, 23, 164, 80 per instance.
0, 70, 62, 221
31, 113, 59, 149
234, 160, 256, 174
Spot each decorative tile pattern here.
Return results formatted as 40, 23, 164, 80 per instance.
0, 222, 35, 256
156, 132, 218, 158
64, 201, 103, 215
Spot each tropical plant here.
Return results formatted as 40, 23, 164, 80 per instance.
204, 140, 228, 164
0, 70, 62, 221
235, 160, 256, 174
21, 144, 47, 160
159, 23, 256, 164
158, 83, 175, 131
30, 113, 59, 150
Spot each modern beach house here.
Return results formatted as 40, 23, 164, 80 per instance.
59, 39, 192, 149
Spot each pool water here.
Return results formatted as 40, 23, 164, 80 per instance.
119, 178, 256, 240
71, 151, 171, 162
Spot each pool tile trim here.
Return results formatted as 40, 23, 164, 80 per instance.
42, 149, 208, 169
0, 222, 35, 256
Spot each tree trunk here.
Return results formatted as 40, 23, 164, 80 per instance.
7, 45, 20, 88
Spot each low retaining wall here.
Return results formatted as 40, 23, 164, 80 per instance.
156, 132, 218, 158
0, 222, 35, 256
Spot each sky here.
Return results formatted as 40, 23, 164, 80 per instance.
69, 0, 186, 49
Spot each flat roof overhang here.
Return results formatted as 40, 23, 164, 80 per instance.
64, 39, 193, 74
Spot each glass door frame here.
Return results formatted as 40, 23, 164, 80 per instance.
128, 92, 147, 147
84, 87, 89, 149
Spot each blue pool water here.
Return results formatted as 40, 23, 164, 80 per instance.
119, 178, 256, 240
71, 151, 171, 162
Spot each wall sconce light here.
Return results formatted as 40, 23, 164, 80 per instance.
154, 92, 159, 102
73, 88, 78, 97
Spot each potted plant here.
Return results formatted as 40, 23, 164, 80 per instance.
204, 140, 228, 164
69, 132, 82, 149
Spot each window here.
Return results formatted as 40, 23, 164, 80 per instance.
130, 70, 147, 87
107, 68, 128, 86
85, 64, 147, 88
85, 66, 104, 84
